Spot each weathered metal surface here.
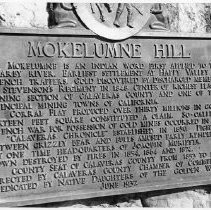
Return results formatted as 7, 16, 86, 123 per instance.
0, 29, 211, 206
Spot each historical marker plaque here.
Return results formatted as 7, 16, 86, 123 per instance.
1, 28, 211, 206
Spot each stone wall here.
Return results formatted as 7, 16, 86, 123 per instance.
1, 2, 211, 208
0, 2, 209, 32
0, 2, 47, 28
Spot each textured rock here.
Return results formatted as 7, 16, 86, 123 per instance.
162, 3, 179, 32
89, 197, 112, 208
142, 188, 211, 208
129, 198, 143, 207
88, 194, 143, 208
0, 2, 48, 28
178, 3, 206, 33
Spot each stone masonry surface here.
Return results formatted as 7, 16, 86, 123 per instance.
1, 2, 211, 208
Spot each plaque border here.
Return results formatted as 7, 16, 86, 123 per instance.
0, 27, 211, 206
0, 27, 211, 38
1, 178, 211, 206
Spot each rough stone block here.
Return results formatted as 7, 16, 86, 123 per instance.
178, 3, 206, 33
0, 2, 48, 28
143, 190, 210, 208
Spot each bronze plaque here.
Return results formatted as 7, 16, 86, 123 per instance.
1, 28, 211, 206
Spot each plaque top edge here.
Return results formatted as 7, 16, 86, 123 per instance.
0, 27, 211, 39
